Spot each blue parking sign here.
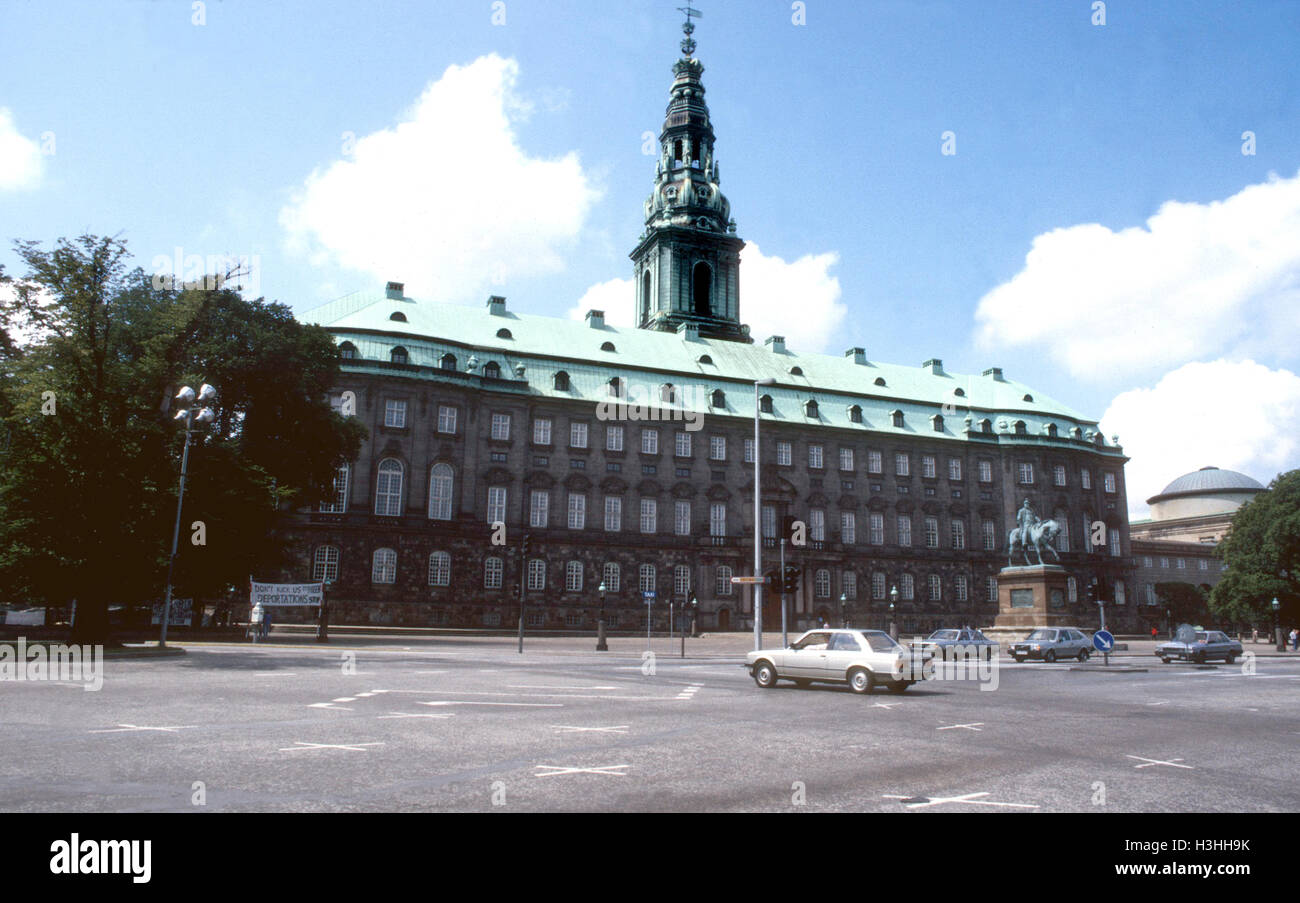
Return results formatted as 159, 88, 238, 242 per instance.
1092, 630, 1115, 653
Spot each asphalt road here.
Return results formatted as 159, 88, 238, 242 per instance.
3, 636, 1299, 812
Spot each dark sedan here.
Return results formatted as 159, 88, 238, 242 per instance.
916, 628, 999, 661
1155, 630, 1243, 664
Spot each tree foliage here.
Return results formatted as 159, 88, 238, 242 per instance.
0, 235, 365, 643
1209, 469, 1300, 626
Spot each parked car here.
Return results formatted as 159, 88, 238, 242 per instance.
916, 628, 999, 660
1155, 631, 1243, 664
1008, 627, 1092, 662
745, 628, 933, 694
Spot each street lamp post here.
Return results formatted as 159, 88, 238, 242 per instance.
688, 592, 698, 638
889, 586, 899, 640
1166, 607, 1172, 641
1272, 597, 1283, 652
839, 593, 848, 629
317, 577, 331, 643
753, 377, 776, 651
160, 383, 217, 649
597, 580, 608, 651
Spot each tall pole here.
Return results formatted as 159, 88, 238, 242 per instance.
780, 537, 788, 647
159, 412, 194, 649
517, 538, 526, 655
753, 381, 763, 650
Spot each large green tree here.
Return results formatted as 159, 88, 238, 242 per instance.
0, 235, 365, 644
1210, 469, 1300, 627
1155, 582, 1211, 626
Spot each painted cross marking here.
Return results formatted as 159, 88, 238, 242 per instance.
534, 764, 630, 777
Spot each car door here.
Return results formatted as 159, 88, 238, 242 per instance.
822, 631, 863, 680
784, 631, 832, 677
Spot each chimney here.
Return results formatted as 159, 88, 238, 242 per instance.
487, 295, 507, 316
844, 347, 866, 365
385, 281, 404, 300
982, 367, 1004, 381
677, 321, 700, 341
585, 309, 605, 328
765, 335, 786, 354
922, 358, 944, 375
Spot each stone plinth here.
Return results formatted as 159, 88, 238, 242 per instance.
991, 565, 1073, 631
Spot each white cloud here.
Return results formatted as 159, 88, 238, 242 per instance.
1100, 359, 1300, 519
975, 171, 1300, 381
567, 242, 845, 352
281, 55, 601, 302
0, 108, 43, 191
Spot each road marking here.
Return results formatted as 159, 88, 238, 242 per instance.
332, 697, 357, 703
389, 690, 677, 702
1144, 700, 1170, 707
308, 703, 352, 710
414, 671, 448, 676
535, 764, 629, 777
254, 672, 296, 677
937, 722, 984, 732
675, 684, 703, 699
1127, 755, 1192, 770
883, 792, 1037, 810
89, 724, 195, 734
418, 700, 563, 708
873, 702, 901, 710
279, 741, 385, 753
378, 712, 454, 720
551, 725, 629, 734
508, 685, 621, 691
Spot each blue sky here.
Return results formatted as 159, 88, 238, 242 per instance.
3, 0, 1299, 514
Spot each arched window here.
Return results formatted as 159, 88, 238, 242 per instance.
428, 551, 451, 587
440, 353, 457, 371
660, 384, 676, 404
891, 410, 904, 428
710, 389, 726, 409
313, 545, 339, 583
601, 341, 617, 352
932, 414, 944, 432
482, 361, 501, 380
953, 388, 966, 397
760, 394, 773, 414
320, 463, 349, 513
692, 262, 712, 316
390, 346, 409, 365
339, 342, 358, 361
804, 399, 819, 418
554, 371, 570, 391
848, 404, 862, 424
789, 366, 804, 376
1023, 394, 1034, 403
1044, 423, 1058, 437
389, 312, 408, 322
374, 458, 404, 516
496, 328, 513, 340
372, 548, 397, 584
874, 377, 887, 387
642, 270, 652, 321
673, 139, 683, 162
698, 354, 714, 365
428, 463, 454, 521
980, 418, 993, 434
608, 377, 625, 398
639, 564, 656, 593
602, 562, 621, 592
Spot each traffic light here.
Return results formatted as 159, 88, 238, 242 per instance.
1085, 578, 1097, 604
783, 566, 801, 594
764, 568, 781, 590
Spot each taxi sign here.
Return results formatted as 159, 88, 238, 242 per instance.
730, 576, 769, 585
1092, 629, 1115, 653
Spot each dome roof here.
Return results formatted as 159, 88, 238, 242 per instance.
1148, 466, 1265, 504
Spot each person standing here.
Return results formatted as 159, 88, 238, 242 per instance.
1290, 627, 1298, 652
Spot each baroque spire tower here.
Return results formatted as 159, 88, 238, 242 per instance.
630, 6, 750, 343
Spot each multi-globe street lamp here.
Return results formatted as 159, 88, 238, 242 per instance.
1272, 597, 1283, 652
160, 383, 217, 649
888, 585, 899, 639
839, 592, 848, 628
597, 580, 609, 652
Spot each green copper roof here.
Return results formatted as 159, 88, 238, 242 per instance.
300, 287, 1119, 454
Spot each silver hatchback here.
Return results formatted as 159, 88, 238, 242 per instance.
1009, 627, 1092, 663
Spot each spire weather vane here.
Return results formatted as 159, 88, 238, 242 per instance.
678, 5, 702, 58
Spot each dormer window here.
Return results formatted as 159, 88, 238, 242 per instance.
848, 404, 862, 424
389, 312, 408, 322
440, 353, 457, 371
1014, 420, 1027, 436
554, 371, 570, 392
953, 388, 966, 398
1023, 394, 1034, 403
390, 347, 409, 365
874, 377, 887, 387
660, 384, 676, 404
789, 366, 804, 377
608, 377, 625, 398
698, 354, 714, 365
1044, 423, 1058, 438
932, 415, 944, 433
601, 341, 617, 353
804, 399, 819, 419
710, 389, 726, 409
891, 410, 904, 428
482, 361, 501, 380
496, 328, 513, 340
980, 418, 993, 434
339, 342, 358, 361
760, 394, 773, 414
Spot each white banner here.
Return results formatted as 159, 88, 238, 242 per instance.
250, 581, 323, 608
151, 598, 192, 626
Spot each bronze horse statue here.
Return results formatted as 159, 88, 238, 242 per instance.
1007, 519, 1063, 567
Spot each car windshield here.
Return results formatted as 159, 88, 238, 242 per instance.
930, 630, 959, 640
791, 632, 831, 650
1195, 633, 1209, 643
860, 631, 901, 653
1026, 630, 1055, 641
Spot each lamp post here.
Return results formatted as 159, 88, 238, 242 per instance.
1272, 597, 1283, 652
1165, 607, 1172, 641
753, 377, 777, 650
839, 593, 848, 629
596, 580, 608, 651
318, 577, 332, 643
889, 585, 899, 639
688, 592, 698, 638
160, 383, 217, 649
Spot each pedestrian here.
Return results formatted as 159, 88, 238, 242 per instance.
1290, 627, 1298, 652
249, 602, 265, 642
1150, 626, 1158, 640
263, 606, 273, 639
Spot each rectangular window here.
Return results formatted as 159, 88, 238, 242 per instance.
948, 458, 962, 481
428, 553, 451, 587
716, 566, 733, 596
870, 513, 884, 545
603, 563, 621, 593
762, 505, 776, 540
842, 571, 857, 600
956, 575, 968, 603
567, 493, 586, 530
895, 454, 909, 477
808, 445, 824, 469
951, 519, 966, 550
898, 515, 912, 547
533, 418, 552, 445
640, 498, 657, 534
570, 422, 588, 449
527, 559, 546, 591
872, 572, 886, 600
674, 565, 691, 597
674, 500, 691, 536
1177, 557, 1186, 570
809, 509, 825, 542
839, 448, 854, 472
675, 431, 692, 457
639, 565, 656, 594
922, 455, 936, 479
437, 405, 457, 434
484, 557, 503, 589
982, 519, 996, 551
1018, 463, 1034, 485
1081, 469, 1092, 490
1053, 465, 1067, 487
979, 460, 993, 483
900, 574, 914, 600
1109, 528, 1122, 557
566, 561, 583, 592
710, 436, 726, 461
1114, 580, 1126, 605
1198, 559, 1208, 571
604, 496, 622, 532
313, 546, 340, 583
606, 425, 624, 452
321, 465, 349, 513
924, 516, 939, 549
529, 490, 549, 528
868, 450, 883, 474
709, 503, 726, 537
1104, 472, 1117, 493
987, 577, 998, 603
840, 511, 856, 544
929, 574, 941, 601
490, 413, 511, 441
487, 486, 507, 524
641, 429, 659, 455
777, 441, 792, 466
744, 438, 755, 464
384, 399, 407, 429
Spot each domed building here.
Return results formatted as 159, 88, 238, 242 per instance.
1130, 466, 1266, 622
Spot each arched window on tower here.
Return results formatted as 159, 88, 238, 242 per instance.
673, 140, 683, 165
692, 262, 712, 317
642, 270, 652, 322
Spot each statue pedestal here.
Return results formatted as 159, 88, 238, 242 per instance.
989, 565, 1073, 634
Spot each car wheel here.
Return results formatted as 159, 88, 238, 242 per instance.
1225, 654, 1236, 664
1013, 655, 1025, 663
1161, 657, 1171, 664
848, 668, 874, 695
1192, 653, 1205, 664
1078, 649, 1089, 662
887, 681, 911, 694
1044, 650, 1057, 663
753, 662, 778, 689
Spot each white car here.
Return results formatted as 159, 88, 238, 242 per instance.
744, 628, 933, 694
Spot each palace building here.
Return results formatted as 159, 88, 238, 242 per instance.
283, 17, 1137, 633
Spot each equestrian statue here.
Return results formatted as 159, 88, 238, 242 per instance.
1007, 499, 1062, 567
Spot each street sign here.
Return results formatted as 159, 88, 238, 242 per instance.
643, 591, 656, 601
1092, 629, 1115, 653
731, 576, 769, 585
